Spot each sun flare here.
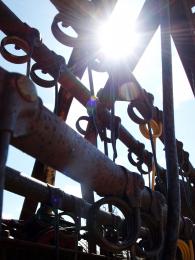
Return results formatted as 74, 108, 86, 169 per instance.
97, 2, 139, 60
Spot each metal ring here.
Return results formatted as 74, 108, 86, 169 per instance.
139, 119, 162, 140
0, 36, 31, 64
127, 102, 148, 125
128, 151, 140, 167
30, 63, 57, 88
59, 211, 81, 231
135, 211, 164, 258
88, 196, 140, 253
137, 161, 151, 175
51, 13, 78, 47
75, 116, 90, 136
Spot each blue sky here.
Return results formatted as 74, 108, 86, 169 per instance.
1, 0, 195, 219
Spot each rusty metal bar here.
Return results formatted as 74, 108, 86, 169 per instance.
4, 166, 161, 220
11, 102, 141, 198
0, 72, 16, 236
20, 161, 47, 220
5, 166, 195, 239
5, 166, 93, 220
160, 1, 180, 258
0, 132, 11, 236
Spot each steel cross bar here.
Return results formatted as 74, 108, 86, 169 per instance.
4, 167, 106, 223
160, 1, 180, 258
4, 168, 195, 248
4, 166, 163, 224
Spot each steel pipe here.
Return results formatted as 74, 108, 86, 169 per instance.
5, 167, 93, 221
4, 166, 163, 222
160, 1, 180, 258
11, 101, 142, 198
0, 68, 144, 199
0, 132, 11, 236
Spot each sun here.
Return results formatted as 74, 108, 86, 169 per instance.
97, 1, 139, 61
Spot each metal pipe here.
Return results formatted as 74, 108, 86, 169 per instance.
11, 101, 141, 198
8, 165, 195, 248
0, 72, 16, 236
160, 1, 180, 258
4, 166, 162, 222
4, 167, 92, 220
0, 132, 11, 236
0, 68, 144, 199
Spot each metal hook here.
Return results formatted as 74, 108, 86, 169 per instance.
0, 36, 31, 64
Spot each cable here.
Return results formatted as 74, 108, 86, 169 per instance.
110, 70, 117, 162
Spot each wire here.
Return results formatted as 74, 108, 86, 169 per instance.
54, 83, 59, 114
110, 70, 117, 162
148, 121, 160, 190
87, 64, 94, 96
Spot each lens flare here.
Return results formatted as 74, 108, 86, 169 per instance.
97, 2, 139, 60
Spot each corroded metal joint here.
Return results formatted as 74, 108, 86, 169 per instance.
0, 67, 38, 135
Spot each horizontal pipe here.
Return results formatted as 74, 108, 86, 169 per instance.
4, 167, 93, 220
4, 166, 157, 219
4, 167, 195, 247
0, 68, 144, 199
11, 102, 127, 197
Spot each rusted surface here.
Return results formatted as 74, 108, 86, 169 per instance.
5, 167, 92, 220
11, 103, 141, 197
4, 166, 163, 222
0, 131, 11, 236
0, 68, 144, 199
161, 1, 180, 257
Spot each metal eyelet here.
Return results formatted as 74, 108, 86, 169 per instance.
0, 36, 31, 64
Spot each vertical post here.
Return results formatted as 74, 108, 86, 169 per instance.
0, 131, 11, 237
160, 0, 180, 259
0, 71, 13, 237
